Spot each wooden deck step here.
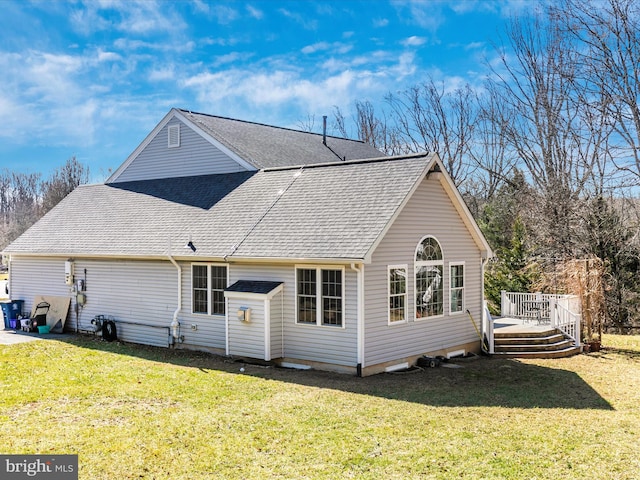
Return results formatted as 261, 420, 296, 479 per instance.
495, 339, 574, 353
493, 346, 582, 359
492, 326, 580, 359
495, 333, 566, 345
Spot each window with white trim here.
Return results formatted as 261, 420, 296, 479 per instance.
415, 236, 444, 318
388, 265, 407, 323
192, 264, 227, 315
450, 263, 465, 314
296, 267, 344, 327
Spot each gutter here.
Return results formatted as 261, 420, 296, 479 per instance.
167, 252, 182, 344
351, 262, 365, 376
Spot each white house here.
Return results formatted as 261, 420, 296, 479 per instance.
4, 108, 491, 375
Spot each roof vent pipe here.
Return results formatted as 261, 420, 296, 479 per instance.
322, 115, 327, 145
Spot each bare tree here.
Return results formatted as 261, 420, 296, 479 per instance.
296, 114, 317, 133
558, 0, 640, 184
0, 171, 42, 249
487, 10, 607, 256
40, 156, 90, 215
385, 78, 479, 186
0, 156, 89, 250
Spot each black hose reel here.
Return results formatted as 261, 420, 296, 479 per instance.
102, 320, 117, 342
91, 315, 118, 341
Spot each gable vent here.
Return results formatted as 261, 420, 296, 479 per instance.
168, 124, 180, 148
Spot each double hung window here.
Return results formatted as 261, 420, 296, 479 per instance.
296, 267, 344, 327
192, 264, 227, 315
388, 265, 408, 323
450, 263, 465, 314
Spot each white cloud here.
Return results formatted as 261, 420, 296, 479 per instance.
0, 50, 100, 146
246, 5, 263, 19
148, 66, 176, 81
373, 18, 389, 27
464, 41, 485, 51
181, 44, 421, 123
402, 36, 427, 47
182, 68, 362, 117
113, 38, 194, 53
212, 51, 255, 67
278, 8, 318, 30
97, 49, 122, 62
392, 0, 446, 33
71, 1, 186, 36
301, 42, 352, 55
191, 0, 209, 14
209, 4, 239, 24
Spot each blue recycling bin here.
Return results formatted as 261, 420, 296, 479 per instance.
1, 300, 24, 329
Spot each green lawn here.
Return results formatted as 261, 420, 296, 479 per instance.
1, 334, 639, 479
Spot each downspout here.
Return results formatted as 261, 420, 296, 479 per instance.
351, 263, 364, 376
167, 252, 182, 345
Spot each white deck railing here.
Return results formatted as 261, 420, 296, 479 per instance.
497, 290, 581, 345
550, 298, 581, 344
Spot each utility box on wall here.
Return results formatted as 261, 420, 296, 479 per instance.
65, 260, 74, 285
237, 306, 251, 323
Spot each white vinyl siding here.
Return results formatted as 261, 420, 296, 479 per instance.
363, 174, 484, 368
9, 257, 178, 347
226, 297, 266, 359
9, 258, 358, 368
270, 291, 284, 359
113, 119, 248, 182
230, 264, 357, 367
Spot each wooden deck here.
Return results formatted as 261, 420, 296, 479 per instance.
491, 317, 582, 358
494, 316, 554, 334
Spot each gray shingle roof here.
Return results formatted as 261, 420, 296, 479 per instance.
179, 109, 384, 169
225, 281, 283, 295
4, 154, 435, 261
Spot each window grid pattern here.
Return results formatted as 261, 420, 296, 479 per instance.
450, 264, 464, 313
322, 270, 342, 326
296, 268, 343, 327
415, 237, 444, 318
192, 264, 227, 316
389, 267, 407, 323
297, 269, 317, 324
211, 266, 227, 315
192, 265, 208, 314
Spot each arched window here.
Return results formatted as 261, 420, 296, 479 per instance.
415, 236, 444, 318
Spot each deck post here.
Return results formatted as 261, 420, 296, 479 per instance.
500, 290, 507, 318
549, 297, 557, 328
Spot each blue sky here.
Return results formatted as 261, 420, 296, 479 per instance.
0, 0, 528, 180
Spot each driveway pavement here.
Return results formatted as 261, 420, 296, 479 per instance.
0, 328, 68, 345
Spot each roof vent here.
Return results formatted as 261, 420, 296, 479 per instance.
168, 124, 180, 148
322, 115, 327, 145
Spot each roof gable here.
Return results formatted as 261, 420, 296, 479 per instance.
108, 109, 256, 183
108, 108, 384, 183
362, 155, 492, 261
